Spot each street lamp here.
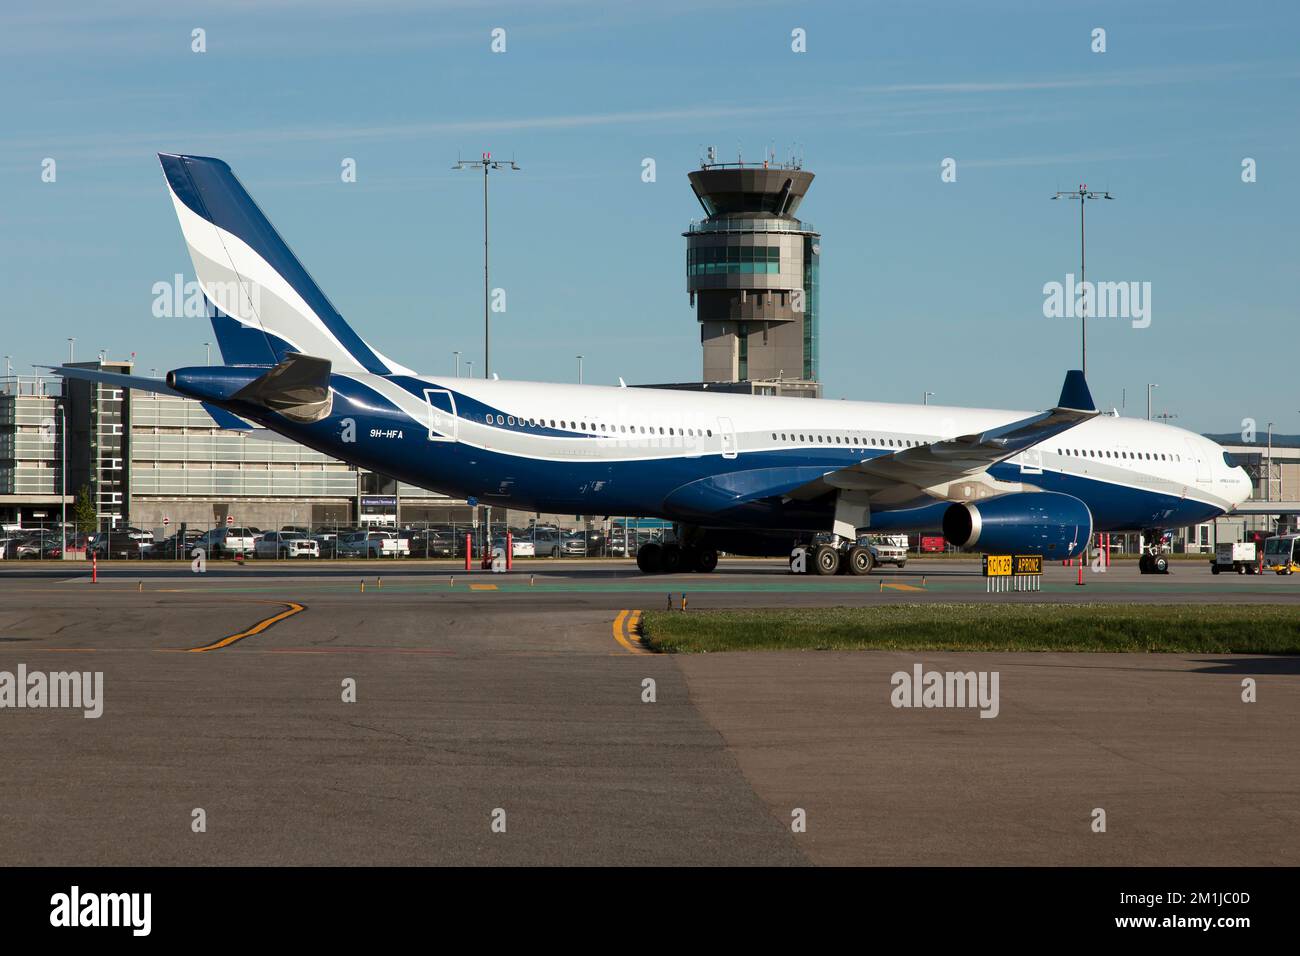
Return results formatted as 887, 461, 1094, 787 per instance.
60, 402, 66, 559
204, 342, 211, 366
1052, 185, 1114, 378
465, 360, 473, 379
453, 152, 521, 379
1267, 422, 1274, 505
923, 391, 934, 406
453, 351, 461, 377
1146, 383, 1158, 421
67, 338, 75, 365
577, 355, 584, 385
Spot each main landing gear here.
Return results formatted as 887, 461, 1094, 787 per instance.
789, 537, 877, 576
1138, 528, 1170, 575
635, 541, 718, 574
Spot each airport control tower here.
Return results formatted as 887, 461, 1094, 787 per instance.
684, 148, 821, 396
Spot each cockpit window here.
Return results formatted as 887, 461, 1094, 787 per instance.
1222, 451, 1238, 468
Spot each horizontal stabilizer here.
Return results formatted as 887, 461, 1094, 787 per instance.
230, 353, 333, 423
46, 365, 182, 397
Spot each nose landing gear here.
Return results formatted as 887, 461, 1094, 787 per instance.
1138, 529, 1170, 574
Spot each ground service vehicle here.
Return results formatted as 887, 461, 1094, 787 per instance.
1263, 535, 1300, 575
1211, 541, 1258, 574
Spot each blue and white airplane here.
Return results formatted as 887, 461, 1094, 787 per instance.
56, 154, 1252, 575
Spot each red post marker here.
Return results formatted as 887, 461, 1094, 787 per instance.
464, 535, 472, 572
1076, 558, 1084, 586
1104, 533, 1111, 568
506, 533, 513, 572
91, 552, 97, 584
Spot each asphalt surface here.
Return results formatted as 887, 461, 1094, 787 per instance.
1, 557, 1297, 865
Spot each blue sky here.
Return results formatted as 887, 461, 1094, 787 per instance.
2, 0, 1297, 432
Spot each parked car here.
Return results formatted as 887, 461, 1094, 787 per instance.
562, 533, 588, 556
492, 536, 535, 558
408, 530, 458, 558
256, 530, 320, 559
42, 532, 89, 559
16, 532, 57, 559
338, 530, 409, 558
530, 530, 564, 557
311, 528, 350, 558
89, 532, 155, 559
193, 527, 258, 558
155, 530, 204, 559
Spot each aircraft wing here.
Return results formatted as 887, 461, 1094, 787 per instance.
786, 370, 1099, 505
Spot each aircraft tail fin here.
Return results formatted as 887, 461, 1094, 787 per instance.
157, 153, 404, 374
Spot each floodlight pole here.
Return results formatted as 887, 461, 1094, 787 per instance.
1052, 185, 1113, 379
454, 153, 520, 379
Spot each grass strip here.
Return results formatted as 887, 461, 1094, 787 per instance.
641, 603, 1300, 654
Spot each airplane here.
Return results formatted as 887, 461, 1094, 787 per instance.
53, 153, 1253, 576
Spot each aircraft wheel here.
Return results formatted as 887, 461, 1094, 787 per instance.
1211, 564, 1220, 575
1138, 553, 1152, 574
812, 544, 840, 576
1154, 555, 1169, 574
636, 542, 662, 574
847, 546, 874, 576
694, 548, 719, 573
660, 543, 682, 573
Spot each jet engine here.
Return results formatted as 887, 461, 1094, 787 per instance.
942, 492, 1092, 558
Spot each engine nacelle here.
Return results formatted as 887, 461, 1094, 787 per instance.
942, 492, 1092, 559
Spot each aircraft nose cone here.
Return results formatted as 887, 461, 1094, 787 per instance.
1234, 467, 1253, 505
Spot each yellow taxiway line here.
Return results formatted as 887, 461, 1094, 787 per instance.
612, 609, 649, 654
187, 601, 306, 652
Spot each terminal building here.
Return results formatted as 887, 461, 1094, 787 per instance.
3, 364, 470, 533
0, 374, 66, 526
681, 150, 822, 399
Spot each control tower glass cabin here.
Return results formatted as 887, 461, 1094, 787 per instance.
684, 158, 820, 387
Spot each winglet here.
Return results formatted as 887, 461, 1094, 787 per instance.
1056, 370, 1096, 413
